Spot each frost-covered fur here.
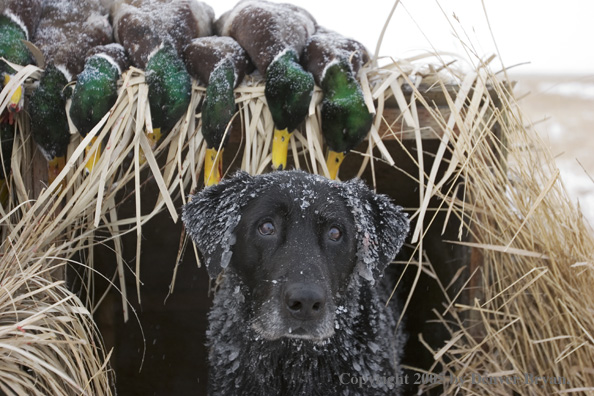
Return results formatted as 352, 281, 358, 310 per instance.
182, 171, 409, 395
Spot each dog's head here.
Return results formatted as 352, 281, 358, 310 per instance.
182, 170, 408, 341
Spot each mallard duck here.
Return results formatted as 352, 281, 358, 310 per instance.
69, 44, 129, 174
217, 0, 316, 170
184, 36, 252, 186
112, 0, 213, 149
302, 29, 373, 180
0, 0, 43, 115
30, 0, 111, 186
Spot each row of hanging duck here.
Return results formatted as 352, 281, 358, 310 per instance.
0, 0, 373, 188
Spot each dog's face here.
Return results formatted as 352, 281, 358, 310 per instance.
230, 179, 358, 340
182, 171, 408, 342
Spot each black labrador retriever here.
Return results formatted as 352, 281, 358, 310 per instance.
182, 170, 409, 395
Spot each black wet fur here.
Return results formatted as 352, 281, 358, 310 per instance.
182, 171, 409, 395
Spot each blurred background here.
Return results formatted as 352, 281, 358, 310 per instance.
211, 0, 594, 228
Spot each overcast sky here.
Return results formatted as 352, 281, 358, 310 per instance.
210, 0, 594, 75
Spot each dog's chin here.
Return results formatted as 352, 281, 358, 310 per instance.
268, 330, 335, 344
284, 326, 334, 341
251, 320, 335, 343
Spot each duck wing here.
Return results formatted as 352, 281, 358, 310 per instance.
112, 0, 213, 69
217, 0, 316, 74
33, 0, 111, 80
302, 28, 369, 86
183, 36, 252, 86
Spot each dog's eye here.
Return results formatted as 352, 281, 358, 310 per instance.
328, 226, 342, 241
258, 221, 276, 236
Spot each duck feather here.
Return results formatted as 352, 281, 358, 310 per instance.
33, 0, 111, 80
216, 0, 316, 74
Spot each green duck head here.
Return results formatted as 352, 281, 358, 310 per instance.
0, 15, 33, 113
69, 54, 121, 173
264, 49, 314, 170
145, 43, 191, 147
29, 64, 71, 186
320, 59, 373, 180
202, 57, 236, 186
70, 55, 120, 136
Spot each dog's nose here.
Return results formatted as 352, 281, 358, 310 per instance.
284, 283, 326, 321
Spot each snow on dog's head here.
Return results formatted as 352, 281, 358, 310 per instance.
183, 170, 408, 283
183, 170, 409, 394
183, 171, 409, 341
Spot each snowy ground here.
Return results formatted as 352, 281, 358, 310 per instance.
512, 74, 594, 231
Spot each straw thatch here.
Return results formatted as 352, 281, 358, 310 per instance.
0, 205, 113, 395
414, 70, 594, 394
1, 16, 593, 395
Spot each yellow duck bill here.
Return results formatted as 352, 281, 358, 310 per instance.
326, 150, 345, 180
139, 127, 163, 165
84, 136, 101, 174
48, 155, 66, 189
4, 74, 24, 113
204, 147, 224, 187
271, 128, 292, 170
147, 127, 162, 148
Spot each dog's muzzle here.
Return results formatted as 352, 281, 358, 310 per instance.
252, 280, 336, 341
279, 281, 334, 340
283, 282, 326, 321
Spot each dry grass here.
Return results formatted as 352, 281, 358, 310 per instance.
429, 73, 594, 394
1, 61, 112, 395
0, 204, 113, 395
376, 62, 594, 393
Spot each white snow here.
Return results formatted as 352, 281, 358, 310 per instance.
537, 81, 594, 101
557, 159, 594, 228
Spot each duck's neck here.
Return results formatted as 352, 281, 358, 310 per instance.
85, 55, 121, 83
0, 15, 30, 74
320, 60, 360, 100
34, 66, 69, 111
40, 66, 69, 98
269, 49, 300, 73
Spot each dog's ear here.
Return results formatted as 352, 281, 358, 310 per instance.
340, 179, 409, 283
182, 171, 254, 278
